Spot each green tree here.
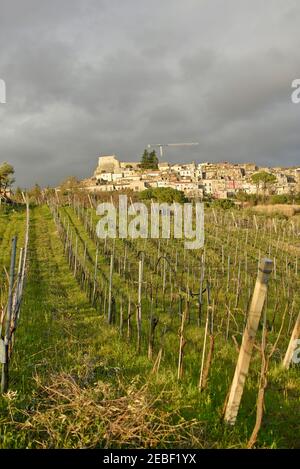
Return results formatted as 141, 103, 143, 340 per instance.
140, 149, 158, 170
140, 149, 150, 170
148, 150, 158, 169
0, 162, 15, 197
251, 171, 277, 201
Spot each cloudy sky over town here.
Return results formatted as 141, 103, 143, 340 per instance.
0, 0, 300, 187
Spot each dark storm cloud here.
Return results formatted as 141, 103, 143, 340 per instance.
0, 0, 300, 187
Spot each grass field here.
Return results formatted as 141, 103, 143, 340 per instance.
0, 203, 299, 448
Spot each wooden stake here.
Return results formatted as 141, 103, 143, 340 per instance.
108, 253, 114, 324
148, 317, 159, 360
177, 309, 187, 380
198, 254, 205, 326
198, 305, 209, 390
127, 298, 132, 340
1, 237, 17, 393
92, 246, 98, 303
137, 255, 144, 352
224, 258, 273, 425
119, 298, 123, 336
282, 312, 300, 369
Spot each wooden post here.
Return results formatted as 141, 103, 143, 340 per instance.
198, 254, 205, 326
282, 312, 300, 369
1, 237, 17, 394
148, 317, 159, 360
83, 241, 87, 265
127, 298, 132, 340
162, 257, 166, 295
199, 283, 213, 390
226, 255, 230, 292
225, 303, 231, 341
224, 258, 273, 425
108, 253, 114, 324
119, 298, 123, 336
12, 247, 24, 319
177, 309, 187, 380
137, 255, 144, 352
74, 236, 78, 276
221, 245, 224, 273
123, 245, 127, 275
212, 208, 217, 224
92, 246, 98, 303
235, 261, 241, 308
88, 193, 93, 209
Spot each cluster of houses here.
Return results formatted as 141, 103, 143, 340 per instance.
83, 154, 300, 199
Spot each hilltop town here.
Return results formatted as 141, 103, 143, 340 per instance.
82, 154, 300, 199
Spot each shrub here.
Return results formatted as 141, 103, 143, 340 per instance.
139, 187, 186, 204
269, 194, 288, 205
212, 199, 235, 210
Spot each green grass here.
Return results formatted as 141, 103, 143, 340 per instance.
0, 205, 299, 448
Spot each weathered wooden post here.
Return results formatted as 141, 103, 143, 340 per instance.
137, 254, 144, 352
83, 241, 87, 265
224, 258, 273, 425
127, 297, 132, 340
177, 309, 187, 380
12, 247, 24, 318
162, 257, 166, 295
221, 245, 224, 273
10, 247, 25, 346
92, 246, 98, 304
235, 261, 241, 308
88, 193, 93, 209
119, 298, 124, 336
226, 255, 230, 292
68, 230, 73, 267
212, 208, 218, 224
74, 236, 78, 277
108, 253, 114, 324
198, 254, 205, 326
225, 302, 231, 341
1, 237, 17, 394
199, 282, 214, 390
148, 316, 159, 360
282, 312, 300, 369
123, 245, 127, 275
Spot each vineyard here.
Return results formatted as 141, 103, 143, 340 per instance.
0, 200, 299, 448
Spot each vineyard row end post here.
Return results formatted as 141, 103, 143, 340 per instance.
224, 258, 273, 425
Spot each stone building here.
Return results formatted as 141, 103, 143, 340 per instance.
94, 155, 121, 176
94, 155, 140, 183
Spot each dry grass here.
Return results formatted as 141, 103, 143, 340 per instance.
11, 373, 204, 448
252, 204, 300, 217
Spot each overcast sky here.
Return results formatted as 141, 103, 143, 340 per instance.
0, 0, 300, 187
